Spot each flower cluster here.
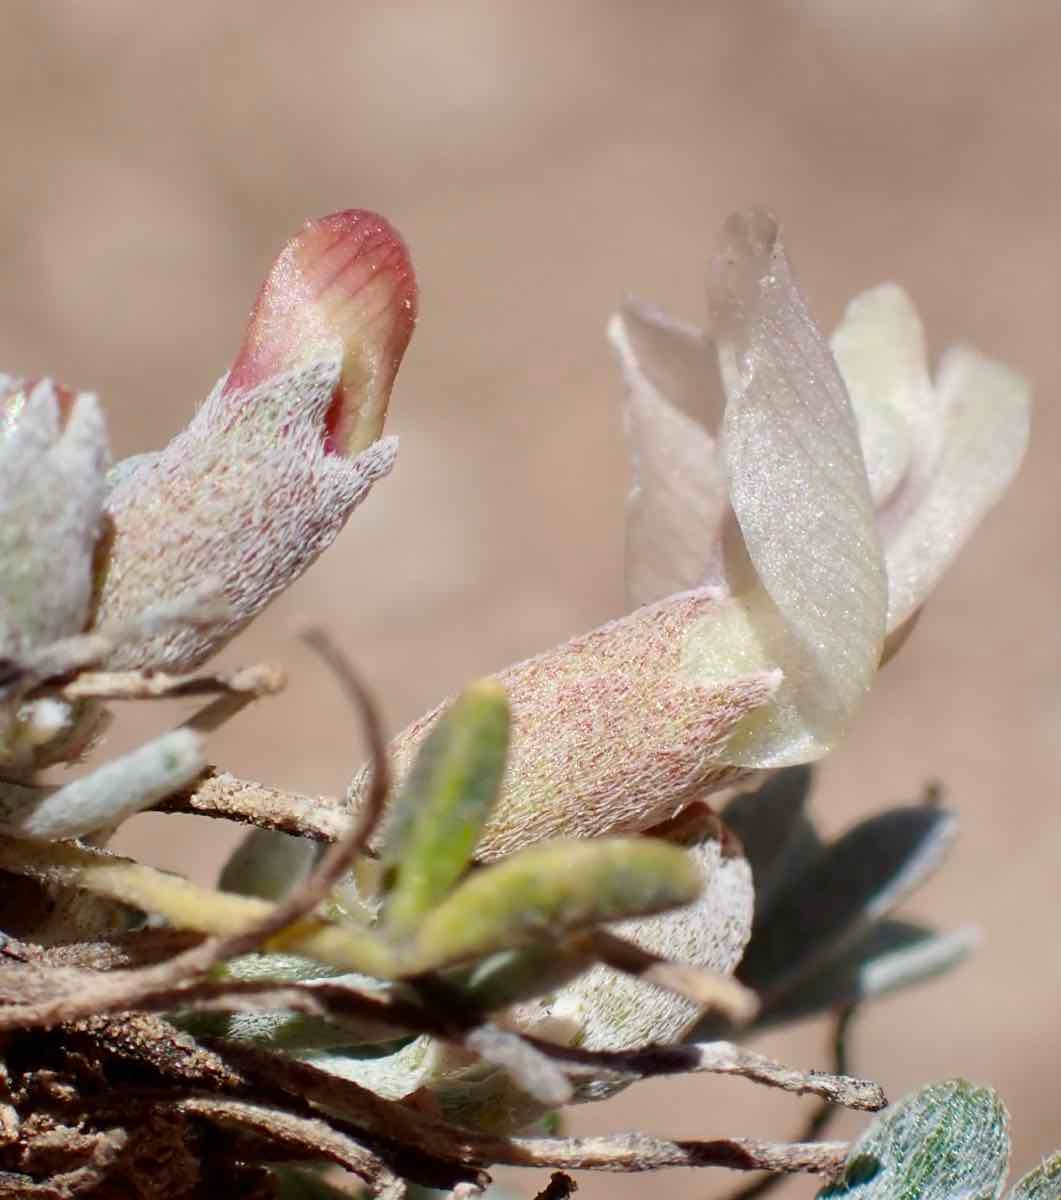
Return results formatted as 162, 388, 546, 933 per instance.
0, 203, 1034, 1198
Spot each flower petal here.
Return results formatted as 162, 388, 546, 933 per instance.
830, 284, 933, 509
882, 344, 1031, 630
697, 211, 887, 766
223, 209, 417, 457
608, 303, 729, 606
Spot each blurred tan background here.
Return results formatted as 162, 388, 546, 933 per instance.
2, 2, 1059, 1195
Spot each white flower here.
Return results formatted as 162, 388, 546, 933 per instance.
610, 210, 1030, 767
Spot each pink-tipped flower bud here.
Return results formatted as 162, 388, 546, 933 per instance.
223, 210, 417, 456
96, 210, 417, 671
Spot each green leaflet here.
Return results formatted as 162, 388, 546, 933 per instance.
219, 828, 318, 902
380, 680, 510, 938
409, 837, 702, 972
819, 1079, 1010, 1200
1010, 1156, 1061, 1200
204, 953, 398, 1051
458, 942, 594, 1011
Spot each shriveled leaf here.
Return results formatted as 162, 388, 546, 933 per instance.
819, 1079, 1010, 1200
1010, 1155, 1061, 1200
380, 679, 509, 937
697, 210, 887, 767
409, 837, 702, 971
752, 920, 977, 1031
738, 804, 957, 994
220, 827, 318, 901
608, 302, 728, 606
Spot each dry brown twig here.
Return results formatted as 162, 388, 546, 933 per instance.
0, 628, 389, 1022
533, 1173, 578, 1200
55, 663, 287, 704
158, 769, 350, 843
720, 1005, 862, 1200
172, 1096, 406, 1200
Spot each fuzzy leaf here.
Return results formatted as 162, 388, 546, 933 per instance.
721, 765, 821, 915
1010, 1156, 1061, 1200
738, 804, 957, 994
459, 943, 595, 1011
380, 680, 509, 937
219, 1004, 394, 1052
552, 832, 753, 1057
354, 595, 779, 862
0, 382, 108, 659
819, 1079, 1010, 1200
0, 837, 397, 979
409, 837, 702, 971
220, 827, 318, 902
0, 728, 206, 840
752, 920, 977, 1031
188, 956, 398, 1046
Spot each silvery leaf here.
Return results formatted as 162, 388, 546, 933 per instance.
752, 920, 977, 1031
738, 803, 957, 995
818, 1079, 1010, 1200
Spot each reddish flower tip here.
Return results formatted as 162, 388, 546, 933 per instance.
223, 209, 418, 456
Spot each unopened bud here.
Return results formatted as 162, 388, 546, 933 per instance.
98, 209, 417, 670
223, 209, 417, 455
